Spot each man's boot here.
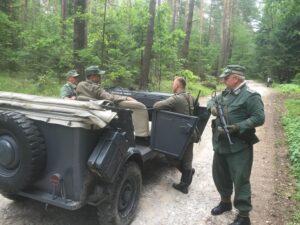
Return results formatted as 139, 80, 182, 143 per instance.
229, 215, 251, 225
211, 201, 232, 215
187, 168, 195, 185
172, 169, 193, 194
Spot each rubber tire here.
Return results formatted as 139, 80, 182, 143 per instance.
97, 162, 142, 225
0, 111, 46, 193
1, 192, 26, 201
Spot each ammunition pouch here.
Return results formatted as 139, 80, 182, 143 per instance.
211, 119, 216, 129
237, 129, 259, 145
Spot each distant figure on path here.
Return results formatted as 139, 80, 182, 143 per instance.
267, 77, 273, 87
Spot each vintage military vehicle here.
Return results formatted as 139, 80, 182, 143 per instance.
0, 90, 209, 225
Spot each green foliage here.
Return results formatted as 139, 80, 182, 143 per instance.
157, 79, 213, 97
283, 115, 300, 166
153, 4, 185, 77
0, 72, 60, 97
230, 19, 256, 75
0, 11, 21, 70
102, 65, 136, 89
178, 69, 200, 83
282, 95, 300, 224
256, 0, 300, 82
292, 73, 300, 85
88, 0, 150, 87
34, 70, 61, 96
274, 84, 300, 93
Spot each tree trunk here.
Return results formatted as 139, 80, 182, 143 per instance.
73, 0, 87, 76
140, 0, 156, 89
22, 0, 28, 23
199, 0, 204, 42
218, 0, 232, 71
171, 0, 178, 31
197, 0, 204, 76
101, 0, 108, 67
207, 0, 213, 45
181, 0, 195, 64
183, 0, 190, 31
61, 0, 67, 39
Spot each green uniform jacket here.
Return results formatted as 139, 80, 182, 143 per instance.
153, 91, 194, 115
60, 82, 76, 98
208, 83, 265, 154
154, 91, 196, 170
76, 80, 127, 103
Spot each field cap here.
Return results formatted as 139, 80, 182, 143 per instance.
219, 65, 246, 78
85, 66, 106, 77
66, 70, 80, 77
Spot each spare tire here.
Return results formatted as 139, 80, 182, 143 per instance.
0, 111, 46, 193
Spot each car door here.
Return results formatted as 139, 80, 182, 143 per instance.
150, 110, 198, 160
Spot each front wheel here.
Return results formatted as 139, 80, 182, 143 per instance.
97, 162, 142, 225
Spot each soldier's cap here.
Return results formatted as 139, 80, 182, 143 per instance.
219, 65, 246, 78
85, 66, 106, 77
66, 70, 80, 77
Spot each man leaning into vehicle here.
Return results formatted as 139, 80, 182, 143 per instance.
153, 76, 197, 194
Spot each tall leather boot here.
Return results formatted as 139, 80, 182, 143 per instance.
172, 169, 194, 194
187, 168, 195, 185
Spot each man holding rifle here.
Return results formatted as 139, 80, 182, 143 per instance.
207, 65, 265, 225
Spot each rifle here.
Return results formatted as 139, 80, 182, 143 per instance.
194, 90, 201, 109
212, 91, 233, 145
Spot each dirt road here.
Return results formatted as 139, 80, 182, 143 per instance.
0, 81, 295, 225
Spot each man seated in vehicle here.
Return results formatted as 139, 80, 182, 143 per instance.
76, 65, 149, 138
60, 70, 80, 99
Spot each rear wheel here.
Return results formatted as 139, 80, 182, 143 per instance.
1, 192, 26, 201
97, 162, 142, 225
0, 112, 46, 194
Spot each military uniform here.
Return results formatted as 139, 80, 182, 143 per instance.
60, 70, 80, 99
154, 91, 195, 171
60, 82, 77, 99
77, 66, 149, 137
207, 81, 265, 216
77, 80, 127, 103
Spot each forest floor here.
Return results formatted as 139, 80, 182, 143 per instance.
0, 81, 297, 225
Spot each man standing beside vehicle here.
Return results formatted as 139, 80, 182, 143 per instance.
76, 65, 150, 138
153, 76, 197, 194
60, 70, 80, 99
207, 65, 265, 225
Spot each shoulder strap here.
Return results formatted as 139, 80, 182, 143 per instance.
183, 93, 193, 116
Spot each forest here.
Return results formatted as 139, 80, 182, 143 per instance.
0, 0, 299, 91
0, 0, 300, 224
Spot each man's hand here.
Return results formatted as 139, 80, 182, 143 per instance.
217, 124, 239, 135
210, 106, 218, 116
226, 124, 239, 134
126, 96, 137, 101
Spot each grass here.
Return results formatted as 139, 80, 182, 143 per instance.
274, 83, 300, 93
0, 72, 62, 97
277, 84, 300, 225
0, 72, 216, 98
